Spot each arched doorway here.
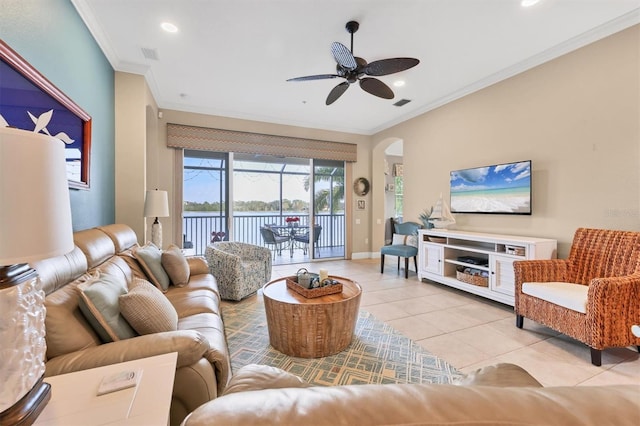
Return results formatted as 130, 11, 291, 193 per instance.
371, 137, 403, 255
384, 140, 403, 223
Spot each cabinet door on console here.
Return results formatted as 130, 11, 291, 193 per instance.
490, 255, 516, 296
421, 243, 444, 276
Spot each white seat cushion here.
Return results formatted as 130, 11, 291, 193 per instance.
522, 282, 589, 314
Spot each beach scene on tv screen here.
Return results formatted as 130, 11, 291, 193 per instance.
450, 161, 531, 214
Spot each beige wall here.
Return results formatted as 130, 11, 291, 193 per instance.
372, 25, 640, 257
115, 72, 158, 243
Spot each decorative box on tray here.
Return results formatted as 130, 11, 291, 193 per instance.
286, 268, 342, 298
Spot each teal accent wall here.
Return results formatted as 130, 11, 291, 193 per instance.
0, 0, 115, 230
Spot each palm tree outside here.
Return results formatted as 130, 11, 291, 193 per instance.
304, 166, 344, 214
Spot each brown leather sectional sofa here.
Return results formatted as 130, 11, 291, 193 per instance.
183, 363, 640, 426
32, 224, 230, 426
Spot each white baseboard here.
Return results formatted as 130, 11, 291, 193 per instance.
351, 252, 390, 261
351, 252, 375, 259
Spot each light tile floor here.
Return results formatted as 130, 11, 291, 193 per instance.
271, 258, 640, 387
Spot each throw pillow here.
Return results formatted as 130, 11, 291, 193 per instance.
392, 234, 418, 247
392, 234, 407, 245
119, 278, 178, 335
134, 243, 171, 292
77, 271, 137, 343
161, 245, 190, 287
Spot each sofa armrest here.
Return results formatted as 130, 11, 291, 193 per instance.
513, 259, 570, 293
45, 330, 209, 377
453, 363, 542, 387
187, 256, 210, 275
587, 273, 640, 348
223, 364, 311, 395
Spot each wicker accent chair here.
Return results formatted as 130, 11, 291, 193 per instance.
380, 221, 422, 279
205, 241, 272, 301
514, 228, 640, 366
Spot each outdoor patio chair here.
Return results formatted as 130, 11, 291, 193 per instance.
260, 226, 289, 256
293, 225, 322, 257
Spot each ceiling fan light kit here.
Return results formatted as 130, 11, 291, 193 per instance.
287, 21, 420, 105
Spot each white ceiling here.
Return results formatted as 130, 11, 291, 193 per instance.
72, 0, 639, 135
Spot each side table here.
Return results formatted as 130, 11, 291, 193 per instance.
34, 352, 177, 425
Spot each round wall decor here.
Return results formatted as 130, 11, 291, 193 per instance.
353, 177, 370, 196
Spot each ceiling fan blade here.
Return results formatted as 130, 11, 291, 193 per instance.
359, 77, 394, 99
331, 42, 357, 71
287, 74, 339, 82
363, 58, 420, 76
326, 81, 350, 105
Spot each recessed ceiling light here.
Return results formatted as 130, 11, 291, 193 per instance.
161, 22, 178, 33
521, 0, 540, 7
393, 80, 405, 87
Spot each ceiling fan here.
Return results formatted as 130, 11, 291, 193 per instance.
287, 21, 420, 105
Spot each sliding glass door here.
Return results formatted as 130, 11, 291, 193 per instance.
182, 151, 345, 263
231, 154, 310, 252
182, 150, 228, 254
312, 160, 345, 259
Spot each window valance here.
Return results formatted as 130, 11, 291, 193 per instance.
167, 123, 357, 162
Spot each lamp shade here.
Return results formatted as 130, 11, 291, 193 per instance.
143, 189, 169, 218
0, 127, 74, 266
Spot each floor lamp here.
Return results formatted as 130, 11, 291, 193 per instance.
0, 127, 74, 424
144, 189, 169, 248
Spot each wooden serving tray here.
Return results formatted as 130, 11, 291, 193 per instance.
285, 277, 343, 298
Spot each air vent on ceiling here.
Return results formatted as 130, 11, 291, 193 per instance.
393, 99, 411, 107
141, 47, 159, 60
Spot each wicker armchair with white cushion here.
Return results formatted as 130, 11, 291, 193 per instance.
205, 242, 272, 301
514, 227, 640, 366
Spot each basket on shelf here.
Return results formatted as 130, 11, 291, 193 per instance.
455, 266, 488, 287
427, 236, 447, 243
286, 276, 343, 298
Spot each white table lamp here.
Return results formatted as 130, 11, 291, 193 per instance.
144, 189, 169, 248
0, 127, 74, 424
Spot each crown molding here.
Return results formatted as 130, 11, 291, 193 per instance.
372, 8, 640, 135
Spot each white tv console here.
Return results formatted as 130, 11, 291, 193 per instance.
418, 229, 557, 306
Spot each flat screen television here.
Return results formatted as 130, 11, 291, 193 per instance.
450, 160, 532, 215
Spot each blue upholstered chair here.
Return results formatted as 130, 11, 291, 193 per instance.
380, 221, 421, 279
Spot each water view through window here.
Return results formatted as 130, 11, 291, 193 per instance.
183, 151, 345, 263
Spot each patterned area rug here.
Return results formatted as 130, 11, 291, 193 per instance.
223, 297, 462, 386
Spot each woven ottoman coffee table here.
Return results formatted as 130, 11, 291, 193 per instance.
262, 276, 362, 358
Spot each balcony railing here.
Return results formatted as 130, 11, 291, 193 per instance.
183, 213, 345, 257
